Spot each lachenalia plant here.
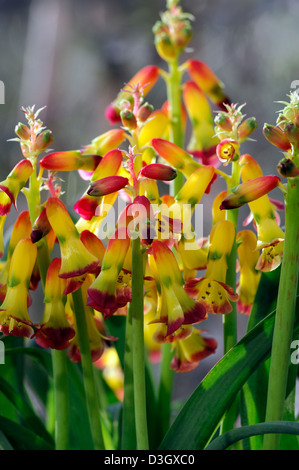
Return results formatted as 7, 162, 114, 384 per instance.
0, 0, 298, 452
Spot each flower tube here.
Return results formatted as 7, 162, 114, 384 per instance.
46, 197, 99, 278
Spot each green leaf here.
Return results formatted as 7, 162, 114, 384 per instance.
205, 421, 299, 450
241, 269, 280, 449
159, 302, 299, 450
0, 416, 54, 450
0, 375, 54, 446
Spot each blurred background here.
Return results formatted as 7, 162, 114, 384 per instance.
0, 0, 299, 405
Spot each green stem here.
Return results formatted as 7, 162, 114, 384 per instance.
121, 303, 137, 450
51, 349, 69, 450
72, 288, 105, 450
224, 161, 240, 353
263, 176, 299, 450
166, 58, 184, 195
131, 235, 149, 450
26, 154, 70, 450
157, 343, 174, 441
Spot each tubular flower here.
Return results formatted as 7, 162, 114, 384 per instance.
0, 159, 33, 215
74, 148, 123, 221
35, 258, 75, 350
219, 176, 281, 210
0, 211, 32, 289
239, 154, 285, 272
165, 326, 217, 373
182, 80, 219, 166
87, 227, 131, 312
185, 59, 230, 109
212, 190, 227, 225
87, 176, 129, 197
149, 240, 207, 337
0, 238, 37, 338
139, 163, 177, 181
175, 235, 208, 279
137, 110, 169, 149
46, 197, 99, 279
39, 151, 102, 172
31, 207, 53, 244
185, 220, 238, 314
236, 230, 261, 315
151, 138, 200, 178
105, 65, 160, 124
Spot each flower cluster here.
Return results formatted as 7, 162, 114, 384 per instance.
0, 2, 287, 386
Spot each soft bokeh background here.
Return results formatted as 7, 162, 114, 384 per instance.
1, 0, 299, 405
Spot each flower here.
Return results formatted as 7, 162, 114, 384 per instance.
0, 238, 37, 338
0, 159, 33, 215
236, 230, 261, 315
219, 175, 281, 210
184, 220, 238, 314
139, 163, 177, 181
34, 258, 75, 350
186, 59, 230, 109
87, 227, 131, 313
170, 327, 217, 373
151, 138, 200, 178
105, 65, 160, 124
39, 151, 102, 172
182, 80, 219, 166
216, 139, 240, 166
46, 197, 99, 278
148, 240, 207, 337
239, 154, 285, 272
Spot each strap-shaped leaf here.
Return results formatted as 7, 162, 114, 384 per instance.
159, 304, 299, 450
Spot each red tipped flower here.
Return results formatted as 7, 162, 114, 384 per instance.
186, 59, 230, 109
35, 258, 75, 350
0, 159, 33, 215
39, 151, 102, 172
139, 163, 177, 181
220, 176, 281, 210
87, 175, 129, 197
263, 123, 291, 151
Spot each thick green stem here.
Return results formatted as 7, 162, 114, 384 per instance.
72, 288, 105, 450
224, 161, 240, 353
166, 58, 184, 195
263, 176, 299, 450
131, 235, 149, 450
51, 349, 69, 450
121, 303, 137, 450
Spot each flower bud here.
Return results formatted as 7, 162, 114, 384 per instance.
282, 121, 299, 146
120, 109, 137, 130
238, 117, 258, 141
151, 138, 200, 177
87, 175, 129, 198
277, 158, 299, 178
35, 129, 53, 151
214, 113, 233, 132
137, 102, 154, 122
139, 163, 177, 181
263, 123, 291, 151
15, 122, 31, 140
